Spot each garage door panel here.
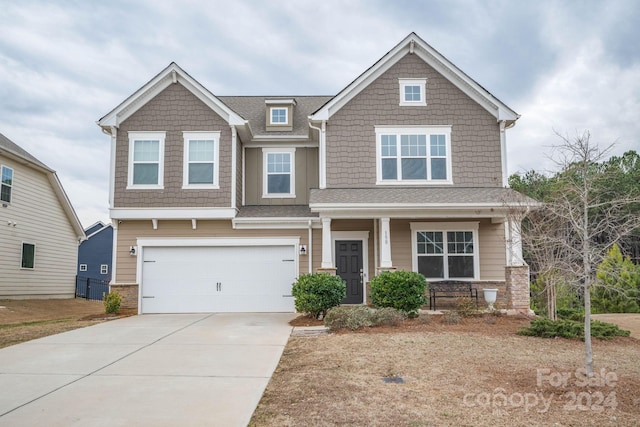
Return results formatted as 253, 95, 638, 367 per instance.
141, 245, 296, 313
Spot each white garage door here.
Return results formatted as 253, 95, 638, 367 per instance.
141, 245, 297, 313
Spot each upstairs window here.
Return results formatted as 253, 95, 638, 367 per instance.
21, 242, 35, 269
1, 165, 13, 204
79, 264, 87, 272
411, 222, 479, 280
376, 126, 451, 184
127, 132, 165, 189
270, 107, 288, 124
399, 78, 427, 106
101, 264, 109, 275
263, 148, 295, 198
182, 132, 220, 189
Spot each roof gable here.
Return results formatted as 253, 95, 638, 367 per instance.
98, 63, 245, 132
310, 33, 519, 125
0, 133, 85, 240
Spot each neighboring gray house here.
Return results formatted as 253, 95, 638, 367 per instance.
98, 33, 535, 314
0, 133, 85, 298
77, 221, 113, 280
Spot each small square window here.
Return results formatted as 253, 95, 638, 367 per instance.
21, 243, 35, 269
399, 78, 427, 106
270, 107, 288, 124
100, 264, 109, 275
79, 264, 87, 272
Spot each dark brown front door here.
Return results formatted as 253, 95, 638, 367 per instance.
335, 240, 363, 304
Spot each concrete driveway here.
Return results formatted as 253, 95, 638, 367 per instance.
0, 313, 296, 426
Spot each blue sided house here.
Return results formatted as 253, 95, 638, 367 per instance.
77, 221, 113, 281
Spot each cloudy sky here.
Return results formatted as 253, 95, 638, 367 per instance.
1, 0, 639, 227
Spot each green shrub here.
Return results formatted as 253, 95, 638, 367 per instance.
455, 297, 478, 317
370, 270, 426, 316
592, 244, 640, 313
292, 273, 346, 319
441, 311, 461, 325
556, 307, 585, 322
517, 318, 630, 340
103, 291, 122, 314
372, 307, 407, 326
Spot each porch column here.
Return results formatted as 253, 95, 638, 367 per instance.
320, 217, 334, 269
379, 217, 393, 269
506, 218, 524, 266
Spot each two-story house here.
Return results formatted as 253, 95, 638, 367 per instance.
0, 133, 85, 298
98, 33, 535, 314
77, 221, 113, 280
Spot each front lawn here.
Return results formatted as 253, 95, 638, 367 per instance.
250, 314, 640, 426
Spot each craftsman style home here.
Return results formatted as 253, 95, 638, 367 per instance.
0, 133, 85, 298
98, 33, 534, 314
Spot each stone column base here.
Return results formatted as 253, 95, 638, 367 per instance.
109, 283, 139, 311
316, 267, 337, 276
506, 265, 530, 313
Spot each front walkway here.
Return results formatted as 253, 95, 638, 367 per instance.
0, 313, 296, 426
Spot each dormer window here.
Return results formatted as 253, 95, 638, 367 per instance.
270, 107, 288, 124
399, 78, 427, 106
265, 99, 296, 131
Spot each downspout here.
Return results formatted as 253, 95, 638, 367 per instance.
308, 220, 313, 274
499, 120, 508, 187
103, 126, 117, 210
308, 119, 327, 189
231, 126, 237, 210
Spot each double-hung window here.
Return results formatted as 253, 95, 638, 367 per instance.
376, 126, 451, 184
1, 165, 13, 204
100, 264, 109, 275
127, 132, 165, 189
411, 222, 479, 280
182, 132, 220, 189
263, 148, 295, 198
399, 78, 427, 106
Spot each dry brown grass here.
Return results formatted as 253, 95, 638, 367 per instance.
0, 299, 134, 349
251, 315, 640, 426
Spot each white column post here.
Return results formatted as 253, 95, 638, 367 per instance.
379, 217, 393, 269
321, 217, 333, 269
506, 218, 524, 266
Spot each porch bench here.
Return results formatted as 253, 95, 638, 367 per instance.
428, 281, 478, 310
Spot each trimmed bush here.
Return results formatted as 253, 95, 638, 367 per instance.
372, 307, 407, 326
103, 291, 122, 314
455, 297, 478, 317
517, 318, 630, 340
370, 270, 426, 316
324, 306, 407, 331
292, 273, 346, 319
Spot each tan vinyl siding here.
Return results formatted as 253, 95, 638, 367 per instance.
388, 218, 506, 281
114, 83, 232, 208
243, 147, 318, 205
114, 220, 313, 283
0, 157, 78, 298
326, 54, 502, 188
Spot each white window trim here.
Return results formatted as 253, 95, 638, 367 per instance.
1, 165, 13, 204
100, 264, 109, 275
79, 264, 87, 272
182, 131, 220, 189
375, 126, 453, 185
410, 222, 480, 280
127, 131, 166, 189
399, 78, 427, 106
262, 148, 296, 198
269, 107, 289, 125
21, 242, 36, 270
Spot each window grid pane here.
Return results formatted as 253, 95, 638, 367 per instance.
271, 108, 287, 123
188, 140, 214, 162
266, 152, 291, 194
379, 131, 447, 182
404, 85, 421, 101
1, 166, 12, 186
416, 230, 474, 279
133, 140, 159, 162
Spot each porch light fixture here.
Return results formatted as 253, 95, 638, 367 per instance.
129, 246, 137, 256
299, 245, 307, 255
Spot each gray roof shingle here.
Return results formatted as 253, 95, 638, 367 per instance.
218, 96, 332, 136
0, 133, 51, 171
309, 187, 538, 206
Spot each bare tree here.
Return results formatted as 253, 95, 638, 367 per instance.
509, 131, 640, 376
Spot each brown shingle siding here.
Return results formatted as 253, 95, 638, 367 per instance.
114, 83, 232, 208
326, 54, 502, 188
